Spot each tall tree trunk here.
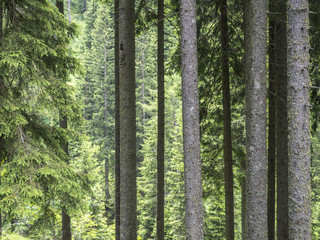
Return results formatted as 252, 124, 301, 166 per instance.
157, 0, 165, 239
56, 1, 71, 239
220, 1, 234, 239
244, 0, 267, 239
267, 2, 276, 239
241, 1, 247, 238
287, 0, 311, 238
119, 0, 136, 238
103, 45, 111, 223
114, 0, 120, 238
180, 0, 204, 239
276, 0, 288, 239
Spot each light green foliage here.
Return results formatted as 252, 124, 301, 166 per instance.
0, 1, 88, 234
311, 133, 320, 239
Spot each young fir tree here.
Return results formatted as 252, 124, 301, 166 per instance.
0, 0, 87, 235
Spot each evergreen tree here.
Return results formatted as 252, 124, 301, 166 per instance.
180, 0, 204, 238
275, 0, 288, 239
287, 0, 311, 238
0, 0, 88, 236
244, 0, 267, 239
119, 0, 136, 238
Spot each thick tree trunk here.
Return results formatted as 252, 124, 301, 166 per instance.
119, 0, 136, 238
114, 0, 120, 239
244, 0, 267, 239
287, 0, 311, 239
267, 2, 276, 239
157, 0, 165, 239
180, 0, 204, 239
220, 1, 234, 239
275, 1, 288, 239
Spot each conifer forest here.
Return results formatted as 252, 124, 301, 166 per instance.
1, 0, 320, 239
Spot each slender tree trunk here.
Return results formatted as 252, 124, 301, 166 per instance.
180, 0, 204, 239
56, 2, 71, 239
119, 0, 136, 238
244, 0, 267, 239
220, 1, 234, 239
103, 45, 111, 223
275, 1, 288, 239
267, 2, 276, 239
114, 0, 120, 238
241, 1, 247, 239
287, 0, 311, 239
157, 0, 165, 239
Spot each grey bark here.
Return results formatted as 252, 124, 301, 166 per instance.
244, 0, 267, 239
275, 1, 288, 239
157, 0, 165, 239
287, 0, 311, 239
267, 2, 276, 239
119, 0, 136, 239
220, 0, 234, 239
114, 0, 120, 239
180, 0, 204, 239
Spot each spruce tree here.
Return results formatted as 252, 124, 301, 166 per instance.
244, 0, 267, 239
157, 0, 165, 238
180, 0, 204, 238
287, 0, 311, 238
119, 0, 136, 238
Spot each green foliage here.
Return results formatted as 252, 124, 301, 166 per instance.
0, 0, 88, 235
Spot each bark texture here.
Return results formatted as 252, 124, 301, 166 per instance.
275, 1, 288, 239
157, 0, 165, 239
267, 2, 276, 239
244, 0, 267, 239
114, 0, 120, 238
180, 0, 204, 239
119, 0, 136, 239
287, 0, 311, 239
220, 0, 234, 239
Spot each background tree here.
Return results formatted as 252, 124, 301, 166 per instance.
157, 0, 165, 238
220, 0, 235, 239
119, 0, 136, 238
275, 0, 288, 239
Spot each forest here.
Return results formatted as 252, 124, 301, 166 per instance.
0, 0, 319, 239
